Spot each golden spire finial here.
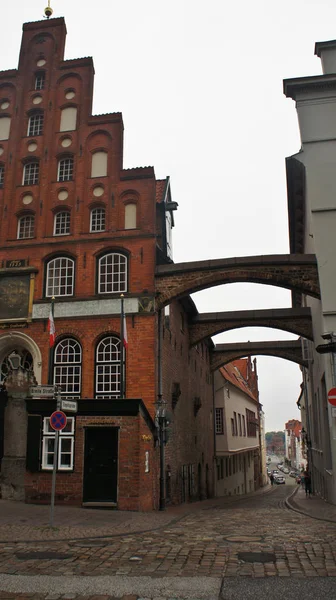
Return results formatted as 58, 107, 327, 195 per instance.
44, 0, 53, 19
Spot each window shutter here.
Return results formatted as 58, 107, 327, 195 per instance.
26, 415, 41, 472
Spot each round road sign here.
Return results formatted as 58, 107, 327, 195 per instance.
327, 387, 336, 406
50, 410, 67, 431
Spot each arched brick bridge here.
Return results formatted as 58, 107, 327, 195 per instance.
211, 340, 307, 371
190, 307, 312, 346
155, 254, 319, 308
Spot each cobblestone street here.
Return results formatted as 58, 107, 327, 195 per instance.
0, 484, 336, 599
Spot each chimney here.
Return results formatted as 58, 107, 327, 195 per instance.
315, 39, 336, 74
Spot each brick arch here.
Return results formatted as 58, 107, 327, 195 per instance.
189, 307, 313, 346
155, 254, 319, 308
210, 340, 307, 371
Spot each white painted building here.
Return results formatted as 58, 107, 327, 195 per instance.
284, 39, 336, 502
214, 358, 263, 496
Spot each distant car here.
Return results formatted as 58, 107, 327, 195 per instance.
289, 471, 297, 478
282, 467, 289, 474
272, 469, 279, 475
277, 463, 284, 469
274, 475, 286, 484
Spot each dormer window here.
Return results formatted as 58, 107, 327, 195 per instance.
35, 72, 45, 91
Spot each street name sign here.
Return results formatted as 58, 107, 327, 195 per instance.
61, 399, 78, 413
30, 385, 55, 397
327, 387, 336, 406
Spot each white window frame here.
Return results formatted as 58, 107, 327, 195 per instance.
27, 113, 44, 137
53, 338, 82, 398
23, 162, 39, 186
17, 214, 35, 239
95, 336, 121, 399
35, 72, 45, 91
57, 157, 74, 182
46, 257, 74, 297
90, 207, 106, 232
41, 417, 75, 471
54, 211, 70, 236
98, 253, 127, 294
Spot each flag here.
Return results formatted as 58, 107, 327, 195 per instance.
48, 303, 55, 348
123, 315, 128, 349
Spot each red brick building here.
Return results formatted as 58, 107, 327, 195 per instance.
0, 17, 214, 509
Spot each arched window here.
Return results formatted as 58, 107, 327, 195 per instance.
0, 117, 11, 141
98, 252, 127, 294
124, 203, 137, 229
46, 257, 75, 297
95, 336, 121, 398
60, 107, 77, 132
35, 72, 45, 91
27, 112, 44, 137
17, 214, 35, 239
91, 151, 108, 178
57, 157, 74, 182
90, 207, 106, 232
23, 161, 39, 185
54, 211, 70, 236
53, 338, 81, 398
0, 164, 4, 187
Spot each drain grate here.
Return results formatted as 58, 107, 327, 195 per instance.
72, 540, 108, 548
15, 552, 73, 560
237, 551, 276, 563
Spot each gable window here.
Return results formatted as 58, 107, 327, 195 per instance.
215, 408, 224, 434
91, 151, 108, 178
54, 211, 70, 236
95, 336, 121, 399
35, 72, 45, 91
90, 207, 106, 232
28, 113, 44, 137
42, 417, 75, 471
23, 162, 39, 185
57, 157, 74, 182
124, 203, 137, 229
17, 214, 35, 239
0, 165, 4, 186
46, 256, 74, 297
98, 252, 127, 294
53, 338, 81, 398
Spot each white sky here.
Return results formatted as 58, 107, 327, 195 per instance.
2, 0, 335, 430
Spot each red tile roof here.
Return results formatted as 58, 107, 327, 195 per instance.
219, 359, 258, 403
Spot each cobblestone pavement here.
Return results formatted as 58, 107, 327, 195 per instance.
0, 485, 336, 599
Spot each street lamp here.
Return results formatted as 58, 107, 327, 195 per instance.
7, 351, 22, 371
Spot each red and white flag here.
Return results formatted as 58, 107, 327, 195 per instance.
48, 304, 56, 348
123, 315, 128, 349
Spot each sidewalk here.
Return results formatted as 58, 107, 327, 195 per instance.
286, 484, 336, 523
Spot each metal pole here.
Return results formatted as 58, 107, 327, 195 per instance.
120, 294, 124, 399
48, 297, 55, 385
157, 309, 165, 511
49, 388, 60, 528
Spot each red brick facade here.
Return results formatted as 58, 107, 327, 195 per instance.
0, 17, 214, 509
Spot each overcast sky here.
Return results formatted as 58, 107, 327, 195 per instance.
2, 0, 335, 430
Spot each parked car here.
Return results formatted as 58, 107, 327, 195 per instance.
282, 467, 289, 474
272, 469, 279, 475
289, 470, 297, 478
274, 475, 286, 484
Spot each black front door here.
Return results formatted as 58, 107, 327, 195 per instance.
83, 427, 119, 503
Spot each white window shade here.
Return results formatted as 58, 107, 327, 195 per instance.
0, 117, 11, 140
60, 107, 77, 132
91, 151, 108, 177
125, 203, 137, 229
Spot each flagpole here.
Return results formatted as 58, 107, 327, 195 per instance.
48, 297, 55, 385
120, 294, 124, 399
